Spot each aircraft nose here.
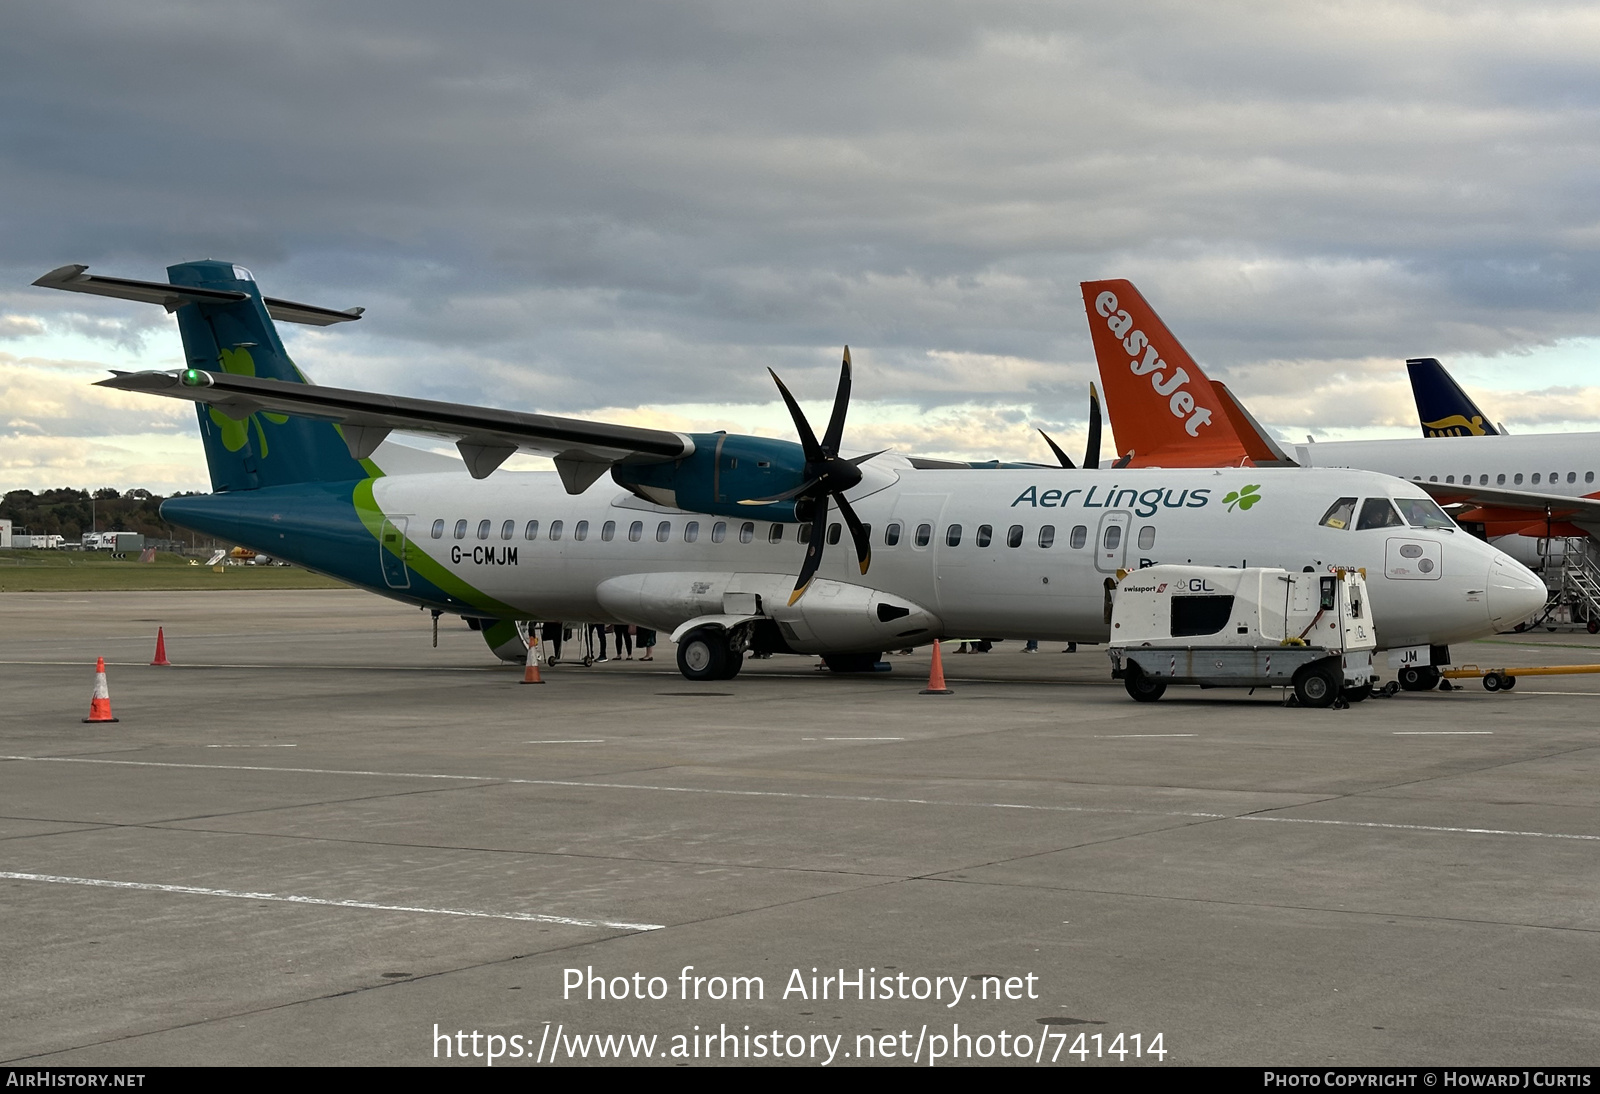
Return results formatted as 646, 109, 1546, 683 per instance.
1486, 554, 1547, 630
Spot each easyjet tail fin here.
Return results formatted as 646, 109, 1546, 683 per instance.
1407, 357, 1502, 437
1080, 280, 1253, 467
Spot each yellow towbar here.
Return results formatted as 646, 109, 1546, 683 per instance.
1440, 663, 1600, 692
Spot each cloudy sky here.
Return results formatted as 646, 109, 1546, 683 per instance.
4, 1, 1600, 493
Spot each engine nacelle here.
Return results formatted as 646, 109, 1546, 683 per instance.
595, 571, 941, 654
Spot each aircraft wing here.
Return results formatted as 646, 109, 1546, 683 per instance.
96, 369, 693, 490
1416, 479, 1600, 521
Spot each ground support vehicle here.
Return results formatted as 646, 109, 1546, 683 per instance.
1108, 565, 1377, 708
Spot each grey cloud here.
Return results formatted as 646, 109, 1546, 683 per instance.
2, 1, 1600, 441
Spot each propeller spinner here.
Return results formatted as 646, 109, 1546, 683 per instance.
741, 347, 877, 604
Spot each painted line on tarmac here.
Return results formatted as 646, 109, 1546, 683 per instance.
15, 754, 1600, 842
1238, 816, 1600, 842
0, 870, 664, 931
1392, 731, 1493, 735
823, 737, 905, 741
525, 740, 605, 744
0, 754, 1230, 820
1094, 734, 1198, 739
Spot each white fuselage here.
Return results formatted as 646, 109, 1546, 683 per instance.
1295, 434, 1600, 508
367, 460, 1545, 652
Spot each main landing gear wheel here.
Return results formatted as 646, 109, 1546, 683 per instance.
1397, 665, 1441, 692
676, 627, 741, 681
1123, 666, 1166, 703
1292, 664, 1340, 708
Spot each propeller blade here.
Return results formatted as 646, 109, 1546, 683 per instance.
768, 368, 822, 459
846, 448, 887, 466
789, 494, 831, 604
1112, 452, 1133, 469
1085, 382, 1103, 470
821, 347, 852, 453
833, 491, 872, 575
1038, 430, 1075, 469
738, 476, 823, 506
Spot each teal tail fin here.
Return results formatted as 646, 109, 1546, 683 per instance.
166, 260, 369, 491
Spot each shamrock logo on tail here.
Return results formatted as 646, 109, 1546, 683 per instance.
208, 347, 289, 456
1223, 484, 1262, 512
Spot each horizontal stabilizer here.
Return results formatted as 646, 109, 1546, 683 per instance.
96, 368, 694, 490
34, 264, 364, 326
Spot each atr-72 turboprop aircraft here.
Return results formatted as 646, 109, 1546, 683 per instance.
35, 261, 1546, 683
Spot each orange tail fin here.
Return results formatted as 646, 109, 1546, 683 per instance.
1080, 280, 1252, 467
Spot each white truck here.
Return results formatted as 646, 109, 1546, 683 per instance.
1108, 565, 1378, 708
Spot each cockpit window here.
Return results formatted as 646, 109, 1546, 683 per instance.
1394, 496, 1456, 530
1319, 498, 1357, 530
1355, 498, 1405, 530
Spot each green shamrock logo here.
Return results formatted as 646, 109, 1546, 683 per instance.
207, 347, 289, 456
1223, 483, 1261, 512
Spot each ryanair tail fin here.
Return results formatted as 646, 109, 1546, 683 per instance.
1407, 357, 1501, 437
35, 261, 370, 491
1079, 280, 1254, 467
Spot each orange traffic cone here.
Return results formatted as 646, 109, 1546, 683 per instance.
521, 634, 544, 685
920, 639, 954, 695
84, 657, 119, 723
150, 627, 173, 667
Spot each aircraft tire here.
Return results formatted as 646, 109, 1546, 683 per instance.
1502, 674, 1517, 689
1123, 666, 1166, 703
1397, 665, 1441, 692
1293, 663, 1339, 708
1342, 683, 1372, 703
718, 651, 745, 680
676, 627, 729, 682
1589, 620, 1599, 635
1482, 672, 1502, 692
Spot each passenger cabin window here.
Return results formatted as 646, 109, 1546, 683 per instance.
1103, 525, 1121, 550
1137, 525, 1156, 550
477, 519, 491, 540
946, 524, 962, 547
501, 520, 514, 540
1589, 472, 1596, 484
628, 521, 643, 542
1069, 525, 1087, 549
1394, 497, 1455, 530
1171, 595, 1235, 638
454, 519, 468, 540
656, 521, 671, 542
1356, 499, 1405, 530
574, 520, 589, 541
1497, 474, 1506, 485
915, 523, 932, 547
1006, 525, 1023, 548
827, 523, 841, 546
1319, 498, 1357, 530
769, 524, 783, 543
1038, 525, 1055, 548
524, 520, 539, 540
1445, 475, 1455, 484
550, 520, 564, 541
739, 521, 754, 544
684, 521, 699, 543
1480, 474, 1488, 485
1570, 472, 1578, 484
976, 525, 992, 548
431, 519, 444, 539
711, 521, 726, 543
797, 524, 811, 544
1533, 473, 1542, 484
601, 520, 616, 542
884, 523, 901, 546
1514, 474, 1523, 484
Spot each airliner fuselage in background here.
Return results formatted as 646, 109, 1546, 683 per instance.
34, 261, 1547, 680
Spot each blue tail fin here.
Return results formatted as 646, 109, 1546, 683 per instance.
167, 260, 370, 491
1406, 357, 1499, 438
